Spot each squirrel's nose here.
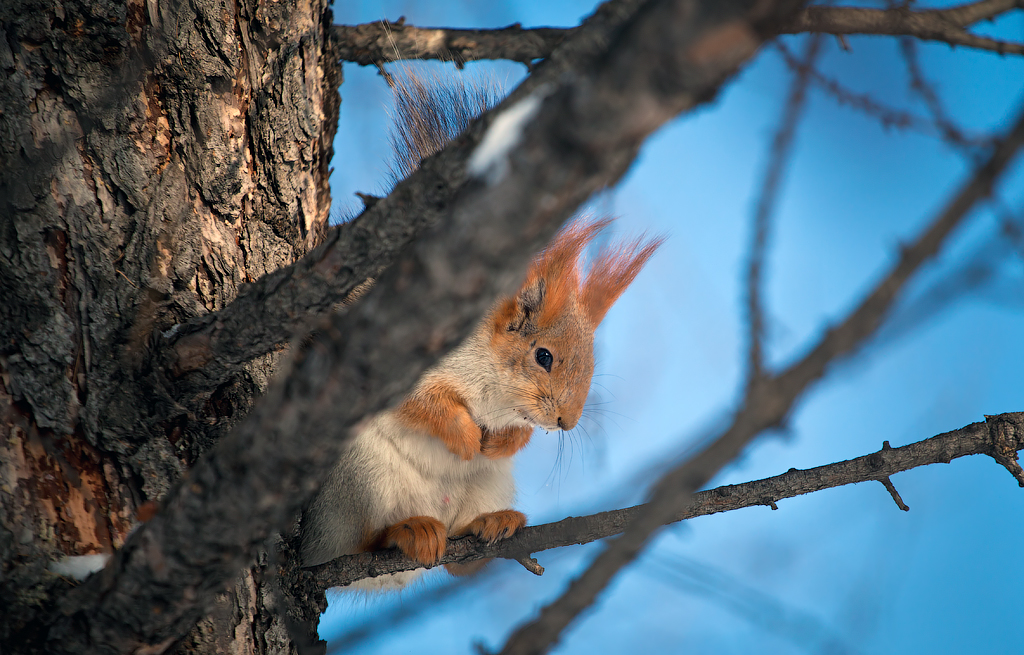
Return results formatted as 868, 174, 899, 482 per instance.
557, 417, 566, 429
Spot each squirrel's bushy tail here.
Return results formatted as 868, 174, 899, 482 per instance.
386, 65, 503, 183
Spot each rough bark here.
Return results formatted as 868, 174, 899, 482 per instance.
0, 0, 339, 652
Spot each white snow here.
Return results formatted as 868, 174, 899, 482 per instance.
467, 86, 550, 184
49, 553, 111, 580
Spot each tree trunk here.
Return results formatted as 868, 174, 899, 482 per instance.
0, 0, 339, 651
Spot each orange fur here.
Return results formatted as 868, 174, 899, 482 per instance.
457, 510, 527, 544
524, 219, 611, 328
383, 515, 448, 565
492, 218, 662, 333
582, 235, 665, 325
396, 379, 481, 460
480, 425, 534, 459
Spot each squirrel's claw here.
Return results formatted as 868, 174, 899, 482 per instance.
462, 510, 527, 544
384, 516, 448, 565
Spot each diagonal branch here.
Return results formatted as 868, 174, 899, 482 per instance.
495, 97, 1024, 655
45, 0, 801, 652
304, 412, 1024, 591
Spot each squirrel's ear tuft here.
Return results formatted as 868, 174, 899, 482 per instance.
494, 218, 661, 335
521, 218, 610, 327
582, 235, 663, 326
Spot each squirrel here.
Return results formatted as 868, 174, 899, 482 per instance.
299, 67, 661, 588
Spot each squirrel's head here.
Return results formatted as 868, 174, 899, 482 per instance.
488, 219, 661, 432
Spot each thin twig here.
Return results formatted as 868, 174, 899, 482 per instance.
747, 32, 824, 383
773, 40, 962, 144
329, 2, 1024, 67
899, 36, 980, 152
779, 4, 1024, 56
878, 476, 911, 510
514, 555, 545, 576
332, 21, 577, 67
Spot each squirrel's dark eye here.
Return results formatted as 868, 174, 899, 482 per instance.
535, 347, 553, 372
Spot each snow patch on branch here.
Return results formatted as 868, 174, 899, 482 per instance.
49, 554, 111, 580
468, 86, 551, 184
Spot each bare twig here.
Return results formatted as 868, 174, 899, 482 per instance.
779, 3, 1024, 55
878, 476, 911, 511
514, 555, 545, 576
747, 32, 823, 383
494, 99, 1024, 655
305, 412, 1023, 591
899, 36, 982, 152
772, 40, 983, 148
332, 20, 577, 67
329, 2, 1024, 67
936, 0, 1023, 26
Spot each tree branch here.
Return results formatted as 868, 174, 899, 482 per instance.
495, 94, 1024, 655
746, 32, 823, 383
899, 36, 975, 151
331, 20, 577, 67
779, 3, 1024, 56
329, 2, 1024, 68
45, 0, 798, 652
303, 412, 1024, 591
935, 0, 1022, 25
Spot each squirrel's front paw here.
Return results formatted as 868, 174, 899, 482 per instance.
445, 411, 483, 461
384, 516, 448, 565
480, 425, 533, 459
461, 510, 526, 544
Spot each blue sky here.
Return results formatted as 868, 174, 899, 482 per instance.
323, 2, 1024, 653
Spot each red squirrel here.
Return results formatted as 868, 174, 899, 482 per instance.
299, 70, 661, 588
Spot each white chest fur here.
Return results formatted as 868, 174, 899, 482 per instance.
355, 413, 517, 532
